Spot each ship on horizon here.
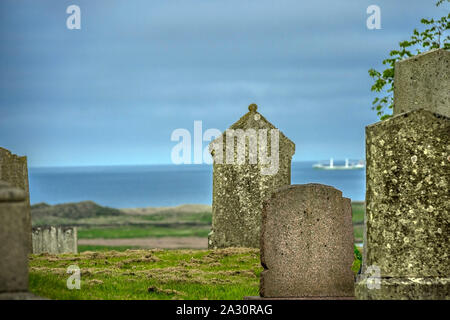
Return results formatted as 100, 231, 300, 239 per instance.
313, 158, 364, 170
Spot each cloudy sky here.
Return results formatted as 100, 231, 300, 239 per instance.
0, 0, 446, 167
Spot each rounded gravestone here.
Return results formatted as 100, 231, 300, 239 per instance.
260, 184, 354, 298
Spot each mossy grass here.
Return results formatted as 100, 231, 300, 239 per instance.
29, 248, 362, 300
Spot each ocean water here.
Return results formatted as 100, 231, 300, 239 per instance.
29, 161, 365, 208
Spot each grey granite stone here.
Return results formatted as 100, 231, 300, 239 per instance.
260, 184, 354, 298
0, 147, 32, 251
0, 181, 29, 293
394, 48, 449, 117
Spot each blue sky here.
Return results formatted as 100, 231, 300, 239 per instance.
0, 0, 446, 167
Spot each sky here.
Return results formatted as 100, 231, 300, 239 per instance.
0, 0, 446, 167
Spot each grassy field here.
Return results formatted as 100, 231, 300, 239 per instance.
71, 202, 365, 245
32, 201, 365, 245
29, 202, 364, 300
29, 248, 362, 300
78, 225, 210, 239
351, 202, 364, 242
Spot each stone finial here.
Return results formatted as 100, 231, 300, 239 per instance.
394, 48, 449, 117
248, 104, 258, 112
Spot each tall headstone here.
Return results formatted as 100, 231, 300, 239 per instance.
208, 104, 295, 248
259, 184, 354, 298
356, 49, 450, 300
0, 147, 32, 251
0, 181, 30, 297
394, 48, 449, 118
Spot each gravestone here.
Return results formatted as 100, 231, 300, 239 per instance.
32, 226, 78, 254
356, 49, 450, 299
356, 109, 449, 299
259, 184, 354, 298
208, 104, 295, 248
0, 147, 32, 251
394, 48, 449, 118
0, 181, 31, 298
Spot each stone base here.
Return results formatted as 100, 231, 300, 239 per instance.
244, 296, 355, 300
355, 277, 450, 300
0, 291, 48, 300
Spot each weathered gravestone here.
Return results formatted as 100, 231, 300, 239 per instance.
0, 147, 32, 251
208, 104, 295, 248
0, 181, 33, 299
356, 49, 450, 300
259, 184, 354, 298
32, 226, 78, 254
394, 48, 449, 118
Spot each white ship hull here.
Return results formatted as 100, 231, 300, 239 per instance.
313, 158, 364, 170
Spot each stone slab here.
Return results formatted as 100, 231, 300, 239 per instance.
394, 48, 449, 117
0, 292, 48, 300
0, 181, 29, 293
355, 277, 450, 300
260, 184, 354, 298
0, 147, 32, 251
32, 226, 78, 254
362, 109, 449, 278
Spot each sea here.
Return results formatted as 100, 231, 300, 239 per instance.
29, 161, 365, 208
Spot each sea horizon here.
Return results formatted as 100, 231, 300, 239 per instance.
29, 161, 366, 208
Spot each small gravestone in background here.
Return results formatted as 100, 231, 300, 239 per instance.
0, 181, 37, 299
356, 48, 450, 299
208, 104, 295, 248
259, 184, 354, 298
0, 147, 32, 252
32, 226, 78, 254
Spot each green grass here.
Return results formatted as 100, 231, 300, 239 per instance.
353, 225, 364, 241
351, 202, 364, 223
75, 203, 365, 243
78, 225, 210, 239
29, 248, 261, 300
141, 211, 212, 224
351, 202, 364, 243
29, 248, 362, 300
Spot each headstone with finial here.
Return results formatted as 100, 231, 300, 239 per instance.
208, 104, 295, 248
